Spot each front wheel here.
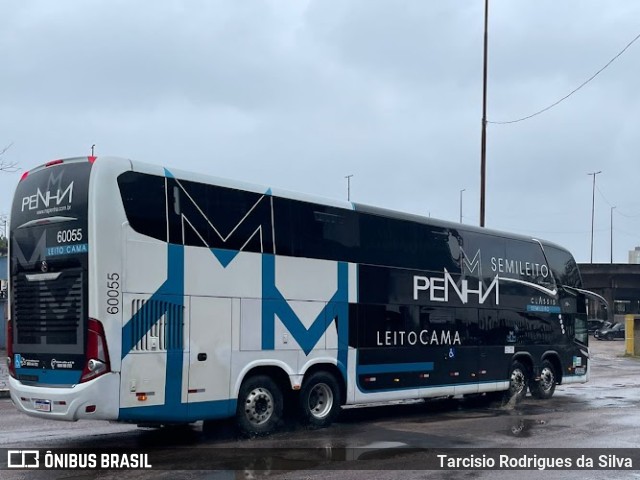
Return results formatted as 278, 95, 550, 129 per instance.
506, 361, 530, 403
236, 375, 283, 435
299, 371, 342, 428
530, 360, 556, 400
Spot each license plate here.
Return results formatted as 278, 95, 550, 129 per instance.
34, 399, 51, 412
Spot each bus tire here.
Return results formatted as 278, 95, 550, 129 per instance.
299, 371, 342, 428
506, 360, 529, 403
236, 375, 283, 435
530, 360, 556, 400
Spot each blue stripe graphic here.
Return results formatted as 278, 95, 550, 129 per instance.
526, 305, 561, 313
119, 399, 236, 423
15, 368, 82, 385
357, 362, 434, 375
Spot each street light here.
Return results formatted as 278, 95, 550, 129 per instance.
459, 189, 466, 223
587, 171, 602, 263
479, 0, 489, 227
345, 175, 353, 202
610, 206, 616, 264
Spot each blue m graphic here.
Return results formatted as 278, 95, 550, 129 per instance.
261, 254, 349, 378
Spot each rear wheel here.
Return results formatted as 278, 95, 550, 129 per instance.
236, 375, 283, 435
530, 360, 556, 399
299, 371, 342, 428
506, 361, 529, 403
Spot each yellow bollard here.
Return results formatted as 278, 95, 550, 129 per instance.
625, 314, 635, 356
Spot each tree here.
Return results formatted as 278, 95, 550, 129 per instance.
0, 142, 18, 172
0, 143, 16, 257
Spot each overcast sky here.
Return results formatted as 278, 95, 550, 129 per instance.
1, 0, 639, 263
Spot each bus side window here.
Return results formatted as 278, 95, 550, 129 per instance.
117, 172, 167, 242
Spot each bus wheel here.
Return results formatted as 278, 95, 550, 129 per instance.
236, 375, 283, 435
299, 371, 342, 428
530, 360, 556, 400
507, 361, 529, 403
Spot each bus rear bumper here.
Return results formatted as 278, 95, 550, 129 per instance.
8, 372, 120, 421
561, 373, 588, 384
562, 361, 590, 384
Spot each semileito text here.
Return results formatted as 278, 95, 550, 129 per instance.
491, 256, 549, 279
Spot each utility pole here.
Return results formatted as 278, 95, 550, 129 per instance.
610, 206, 616, 263
588, 171, 602, 263
345, 175, 353, 202
459, 189, 465, 223
479, 0, 489, 227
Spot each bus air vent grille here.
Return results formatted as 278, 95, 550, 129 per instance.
130, 298, 184, 352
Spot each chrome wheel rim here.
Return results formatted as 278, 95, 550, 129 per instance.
539, 366, 554, 392
307, 383, 333, 419
510, 368, 526, 396
244, 387, 274, 426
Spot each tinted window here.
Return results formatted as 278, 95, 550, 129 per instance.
167, 177, 273, 251
11, 160, 91, 229
357, 215, 458, 271
276, 200, 358, 261
118, 172, 167, 241
504, 240, 551, 286
457, 231, 506, 283
543, 245, 582, 287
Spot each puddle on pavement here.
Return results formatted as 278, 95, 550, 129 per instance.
502, 418, 547, 438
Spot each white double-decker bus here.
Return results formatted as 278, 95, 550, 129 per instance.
7, 156, 597, 434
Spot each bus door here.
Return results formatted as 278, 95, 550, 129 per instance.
452, 308, 480, 395
187, 296, 233, 418
478, 309, 509, 384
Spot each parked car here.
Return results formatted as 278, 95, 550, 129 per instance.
587, 319, 606, 335
594, 322, 625, 341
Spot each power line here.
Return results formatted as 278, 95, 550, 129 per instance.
616, 209, 640, 219
488, 30, 640, 125
613, 226, 640, 241
596, 185, 613, 207
595, 187, 640, 218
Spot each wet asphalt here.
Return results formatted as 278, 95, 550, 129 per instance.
1, 339, 638, 479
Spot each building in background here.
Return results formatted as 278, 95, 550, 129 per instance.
579, 263, 640, 320
629, 247, 640, 264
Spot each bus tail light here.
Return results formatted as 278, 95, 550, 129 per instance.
6, 318, 15, 378
80, 319, 111, 383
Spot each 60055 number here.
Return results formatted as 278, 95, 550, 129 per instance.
57, 228, 83, 243
106, 273, 120, 315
